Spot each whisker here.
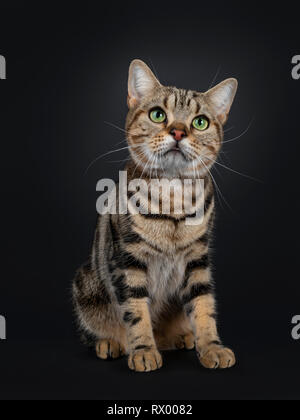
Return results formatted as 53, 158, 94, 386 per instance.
159, 150, 167, 178
188, 151, 232, 211
108, 157, 131, 164
84, 145, 137, 175
155, 155, 159, 180
150, 155, 157, 179
131, 147, 148, 178
103, 121, 130, 135
138, 152, 154, 181
223, 118, 254, 144
114, 138, 129, 147
205, 155, 262, 183
224, 126, 234, 133
198, 156, 234, 212
208, 66, 221, 90
192, 160, 196, 180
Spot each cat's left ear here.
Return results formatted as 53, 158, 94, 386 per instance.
128, 59, 161, 108
205, 78, 238, 124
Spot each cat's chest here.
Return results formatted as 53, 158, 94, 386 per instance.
146, 254, 185, 315
132, 215, 207, 253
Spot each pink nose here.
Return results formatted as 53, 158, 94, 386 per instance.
170, 128, 186, 141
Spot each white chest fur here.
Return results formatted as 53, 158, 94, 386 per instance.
147, 253, 185, 320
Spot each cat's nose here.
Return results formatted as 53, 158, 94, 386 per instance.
170, 128, 186, 141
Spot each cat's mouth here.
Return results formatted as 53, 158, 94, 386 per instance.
165, 143, 182, 154
164, 145, 188, 160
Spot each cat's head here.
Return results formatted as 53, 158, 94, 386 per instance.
126, 59, 237, 178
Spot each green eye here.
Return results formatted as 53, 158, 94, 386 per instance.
150, 108, 167, 123
192, 116, 209, 131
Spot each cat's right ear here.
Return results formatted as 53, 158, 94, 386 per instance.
128, 60, 161, 108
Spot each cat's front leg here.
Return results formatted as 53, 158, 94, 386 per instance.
116, 267, 162, 373
181, 257, 236, 369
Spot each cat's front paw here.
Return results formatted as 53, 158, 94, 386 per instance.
128, 347, 163, 373
197, 344, 236, 369
175, 333, 195, 350
96, 339, 124, 360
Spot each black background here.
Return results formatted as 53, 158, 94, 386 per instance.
0, 1, 299, 400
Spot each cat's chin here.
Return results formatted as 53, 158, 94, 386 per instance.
163, 150, 187, 165
167, 158, 210, 179
131, 154, 209, 179
158, 152, 188, 176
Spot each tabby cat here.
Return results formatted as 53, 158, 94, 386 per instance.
73, 60, 238, 372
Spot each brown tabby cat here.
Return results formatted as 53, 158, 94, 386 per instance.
73, 60, 238, 372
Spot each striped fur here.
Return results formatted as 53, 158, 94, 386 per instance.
73, 60, 237, 372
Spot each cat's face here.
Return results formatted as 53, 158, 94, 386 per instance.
126, 60, 237, 178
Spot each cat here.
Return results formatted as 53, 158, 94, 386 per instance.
73, 59, 238, 372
